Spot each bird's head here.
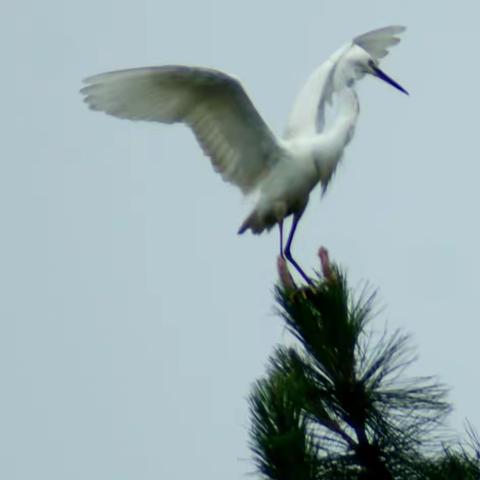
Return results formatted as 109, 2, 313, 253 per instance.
365, 56, 408, 95
343, 45, 408, 95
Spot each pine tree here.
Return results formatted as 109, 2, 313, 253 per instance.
248, 249, 480, 480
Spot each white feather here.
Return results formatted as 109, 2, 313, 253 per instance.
353, 25, 406, 60
81, 26, 407, 250
82, 66, 282, 194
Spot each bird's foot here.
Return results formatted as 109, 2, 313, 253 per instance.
278, 247, 339, 289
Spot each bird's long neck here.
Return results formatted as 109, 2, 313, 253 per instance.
315, 87, 360, 189
283, 50, 361, 190
325, 87, 359, 148
283, 44, 350, 140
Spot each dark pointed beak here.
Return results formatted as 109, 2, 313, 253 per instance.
371, 65, 409, 95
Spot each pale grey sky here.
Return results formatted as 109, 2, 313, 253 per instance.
1, 1, 479, 479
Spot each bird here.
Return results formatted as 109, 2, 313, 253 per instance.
81, 26, 408, 284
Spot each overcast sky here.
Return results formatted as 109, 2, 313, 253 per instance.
1, 1, 479, 479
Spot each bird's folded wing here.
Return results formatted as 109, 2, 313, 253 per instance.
81, 66, 282, 194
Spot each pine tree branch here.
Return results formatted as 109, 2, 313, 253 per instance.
249, 248, 461, 480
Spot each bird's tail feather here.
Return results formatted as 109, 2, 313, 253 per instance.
238, 211, 263, 234
238, 210, 278, 235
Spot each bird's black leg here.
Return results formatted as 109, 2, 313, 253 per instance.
279, 220, 285, 258
284, 212, 313, 285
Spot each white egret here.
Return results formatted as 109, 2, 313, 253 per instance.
81, 26, 408, 284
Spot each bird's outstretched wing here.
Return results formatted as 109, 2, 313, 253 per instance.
81, 66, 282, 194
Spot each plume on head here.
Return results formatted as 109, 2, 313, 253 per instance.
353, 26, 406, 60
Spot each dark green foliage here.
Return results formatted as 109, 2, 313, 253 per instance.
250, 371, 322, 480
249, 260, 478, 479
418, 449, 480, 480
418, 427, 480, 479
